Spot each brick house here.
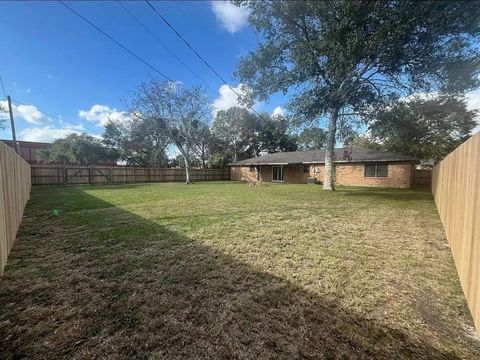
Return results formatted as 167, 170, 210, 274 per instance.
230, 147, 418, 188
1, 140, 52, 164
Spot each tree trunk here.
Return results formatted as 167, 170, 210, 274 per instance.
184, 161, 191, 184
183, 154, 192, 184
323, 108, 339, 191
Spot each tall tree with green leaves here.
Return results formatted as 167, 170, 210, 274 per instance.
103, 116, 170, 167
237, 0, 480, 190
297, 127, 328, 151
130, 80, 210, 184
212, 107, 256, 162
192, 123, 213, 168
38, 133, 118, 165
259, 114, 298, 153
369, 96, 477, 162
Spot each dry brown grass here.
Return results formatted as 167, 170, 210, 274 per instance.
0, 182, 479, 359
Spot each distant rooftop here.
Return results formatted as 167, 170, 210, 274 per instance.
230, 147, 418, 166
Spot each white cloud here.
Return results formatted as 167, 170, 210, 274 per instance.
272, 106, 285, 117
466, 89, 480, 134
0, 100, 51, 126
211, 1, 250, 34
64, 123, 85, 131
16, 88, 31, 94
78, 104, 129, 127
20, 126, 81, 143
212, 84, 248, 116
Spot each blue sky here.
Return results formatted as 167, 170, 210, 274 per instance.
0, 1, 288, 143
1, 1, 479, 144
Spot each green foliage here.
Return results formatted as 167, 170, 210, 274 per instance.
236, 0, 480, 188
344, 135, 381, 151
211, 107, 256, 163
103, 117, 169, 167
211, 106, 297, 165
297, 127, 327, 150
369, 97, 477, 161
38, 133, 118, 166
0, 104, 7, 129
191, 123, 213, 168
259, 114, 298, 153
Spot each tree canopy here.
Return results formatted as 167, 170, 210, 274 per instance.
38, 133, 118, 166
103, 116, 169, 167
129, 80, 210, 183
237, 0, 480, 189
369, 96, 477, 162
297, 127, 328, 151
211, 106, 297, 165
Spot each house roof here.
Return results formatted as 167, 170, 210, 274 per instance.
230, 147, 418, 166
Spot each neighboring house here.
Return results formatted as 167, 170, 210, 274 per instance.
1, 140, 117, 166
1, 140, 51, 164
230, 147, 418, 188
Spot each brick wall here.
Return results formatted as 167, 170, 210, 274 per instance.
335, 162, 413, 188
231, 166, 258, 182
231, 162, 413, 188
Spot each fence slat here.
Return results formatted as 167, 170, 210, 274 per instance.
432, 132, 480, 334
0, 141, 31, 276
30, 165, 231, 185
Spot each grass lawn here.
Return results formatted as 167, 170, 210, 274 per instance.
0, 181, 479, 359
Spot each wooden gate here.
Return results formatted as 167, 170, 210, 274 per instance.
412, 169, 432, 187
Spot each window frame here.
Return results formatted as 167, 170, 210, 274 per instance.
303, 165, 310, 173
272, 165, 284, 182
364, 162, 389, 178
249, 165, 256, 173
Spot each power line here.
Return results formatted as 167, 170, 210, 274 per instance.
12, 99, 82, 128
0, 74, 8, 98
144, 0, 262, 117
116, 1, 217, 95
59, 0, 173, 82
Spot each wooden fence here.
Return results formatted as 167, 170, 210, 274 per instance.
31, 165, 230, 185
412, 169, 432, 187
0, 142, 31, 276
432, 132, 480, 334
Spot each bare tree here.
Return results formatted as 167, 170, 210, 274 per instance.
130, 80, 210, 183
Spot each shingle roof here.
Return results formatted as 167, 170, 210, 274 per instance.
230, 147, 418, 166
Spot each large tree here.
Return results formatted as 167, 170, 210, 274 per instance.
258, 114, 298, 153
369, 96, 477, 162
237, 0, 480, 190
192, 123, 213, 169
212, 107, 256, 163
297, 127, 328, 151
130, 80, 210, 184
212, 107, 297, 163
103, 116, 169, 167
38, 133, 118, 166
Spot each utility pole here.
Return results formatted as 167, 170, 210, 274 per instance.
7, 95, 19, 154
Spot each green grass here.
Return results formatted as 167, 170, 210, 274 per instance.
0, 181, 478, 359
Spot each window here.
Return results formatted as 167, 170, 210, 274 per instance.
364, 163, 388, 177
272, 165, 284, 182
303, 165, 310, 173
249, 166, 256, 172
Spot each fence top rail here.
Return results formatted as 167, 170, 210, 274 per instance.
30, 165, 229, 171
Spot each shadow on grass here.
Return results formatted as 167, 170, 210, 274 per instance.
0, 187, 455, 359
